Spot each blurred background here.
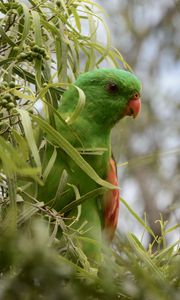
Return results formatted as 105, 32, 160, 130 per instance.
97, 0, 180, 246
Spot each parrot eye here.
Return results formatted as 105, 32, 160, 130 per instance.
133, 92, 140, 99
106, 82, 119, 94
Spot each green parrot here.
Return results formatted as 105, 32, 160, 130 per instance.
38, 68, 142, 263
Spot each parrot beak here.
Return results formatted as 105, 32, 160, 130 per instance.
124, 97, 141, 119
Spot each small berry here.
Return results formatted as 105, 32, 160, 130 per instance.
14, 95, 20, 100
36, 53, 42, 60
29, 41, 35, 47
6, 102, 15, 110
0, 121, 6, 129
9, 81, 16, 88
3, 93, 13, 101
26, 51, 33, 62
13, 46, 19, 52
32, 45, 40, 52
11, 108, 17, 114
1, 81, 8, 87
17, 187, 23, 194
17, 53, 27, 60
56, 1, 61, 7
39, 47, 46, 55
1, 99, 8, 106
27, 56, 33, 62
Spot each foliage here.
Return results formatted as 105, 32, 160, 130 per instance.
0, 213, 179, 300
0, 0, 179, 299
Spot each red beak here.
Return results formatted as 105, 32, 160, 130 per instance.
124, 97, 141, 119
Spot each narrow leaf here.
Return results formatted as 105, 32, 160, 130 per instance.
60, 187, 106, 214
65, 86, 86, 125
121, 197, 155, 238
43, 147, 57, 181
32, 10, 42, 46
21, 3, 31, 42
17, 109, 41, 168
0, 25, 16, 46
71, 7, 81, 32
127, 233, 165, 279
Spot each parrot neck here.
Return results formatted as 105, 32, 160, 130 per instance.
56, 113, 111, 157
71, 117, 111, 150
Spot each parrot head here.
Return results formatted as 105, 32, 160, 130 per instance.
61, 68, 142, 129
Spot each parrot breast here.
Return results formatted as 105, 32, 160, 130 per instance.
103, 158, 120, 242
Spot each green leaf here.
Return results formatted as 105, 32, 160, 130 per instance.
71, 7, 81, 32
18, 201, 44, 227
50, 169, 69, 206
0, 136, 41, 182
13, 66, 36, 84
60, 187, 106, 214
0, 57, 14, 67
164, 223, 180, 234
20, 3, 31, 43
32, 10, 42, 47
0, 25, 16, 47
121, 197, 156, 238
59, 0, 69, 16
65, 86, 86, 125
11, 129, 29, 161
128, 233, 146, 251
127, 233, 165, 280
17, 109, 41, 168
55, 37, 62, 82
43, 147, 57, 181
32, 10, 42, 88
77, 147, 107, 155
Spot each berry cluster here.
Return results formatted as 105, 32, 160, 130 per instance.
17, 45, 49, 62
0, 81, 17, 111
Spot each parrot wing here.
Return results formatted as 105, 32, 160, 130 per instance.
103, 158, 120, 242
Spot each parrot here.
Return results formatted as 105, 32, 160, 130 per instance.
38, 68, 142, 264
